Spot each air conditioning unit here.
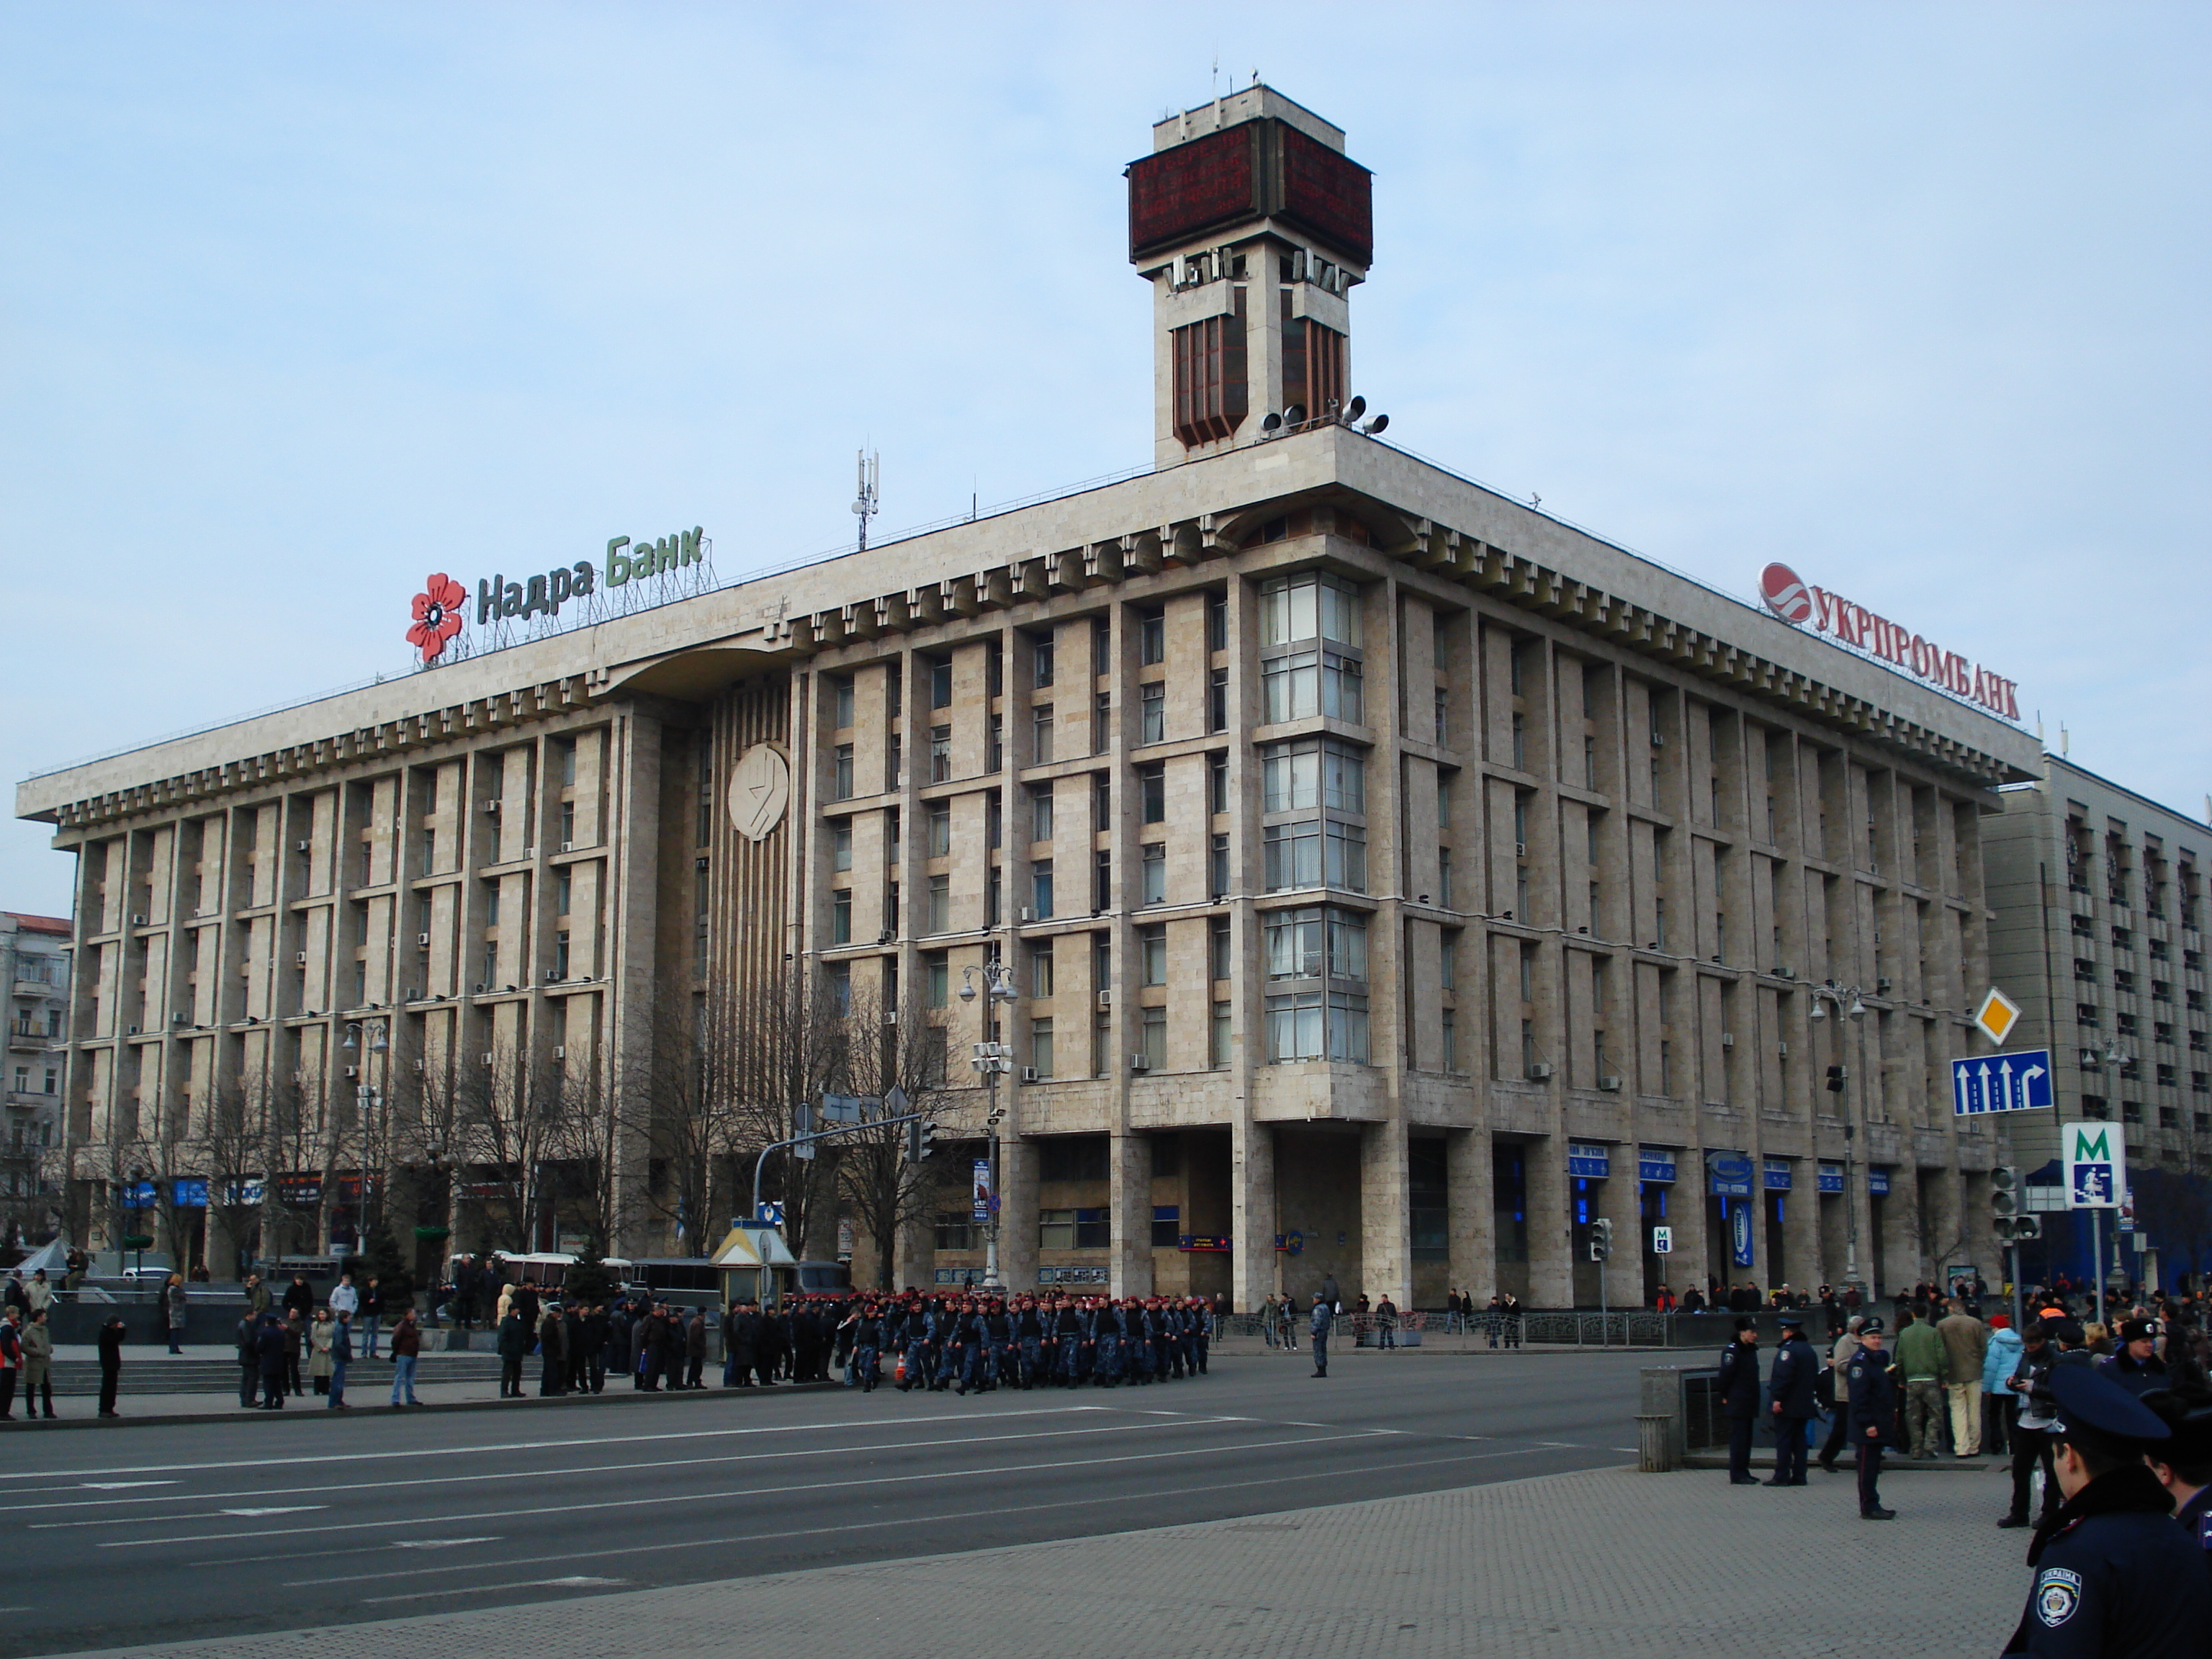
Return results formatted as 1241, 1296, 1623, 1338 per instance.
412, 1058, 425, 1072
1597, 1074, 1622, 1092
695, 856, 709, 871
1778, 1041, 1789, 1058
472, 983, 487, 995
417, 933, 431, 948
1777, 966, 1797, 981
343, 1065, 359, 1079
544, 971, 562, 984
1650, 732, 1665, 748
521, 848, 535, 861
402, 987, 422, 1002
1020, 907, 1032, 922
552, 1045, 566, 1061
1021, 1066, 1040, 1082
884, 1011, 900, 1025
1721, 1032, 1735, 1048
482, 800, 501, 814
295, 952, 308, 966
131, 914, 148, 927
1876, 977, 1893, 995
1515, 842, 1528, 858
1130, 1052, 1152, 1071
126, 1024, 139, 1035
1527, 1062, 1553, 1081
559, 841, 572, 854
1097, 989, 1112, 1007
480, 1052, 494, 1065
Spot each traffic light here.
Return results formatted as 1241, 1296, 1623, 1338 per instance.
1589, 1217, 1614, 1262
1825, 1065, 1848, 1094
906, 1115, 938, 1164
2008, 1214, 2041, 1243
1990, 1166, 2019, 1221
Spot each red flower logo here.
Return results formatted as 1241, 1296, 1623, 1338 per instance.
408, 573, 467, 662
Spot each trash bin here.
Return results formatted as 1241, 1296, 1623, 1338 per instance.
1637, 1412, 1682, 1473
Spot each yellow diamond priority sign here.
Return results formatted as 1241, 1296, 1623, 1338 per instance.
1973, 988, 2022, 1047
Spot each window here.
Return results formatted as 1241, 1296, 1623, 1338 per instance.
830, 677, 855, 729
1210, 916, 1233, 980
987, 713, 1004, 774
1140, 682, 1166, 744
1092, 692, 1112, 755
1141, 1006, 1167, 1068
552, 930, 570, 977
930, 657, 953, 709
987, 793, 1002, 850
1209, 667, 1229, 733
886, 733, 902, 791
1140, 763, 1167, 823
925, 876, 950, 934
925, 953, 949, 1007
1030, 945, 1055, 999
1511, 713, 1527, 770
1434, 685, 1449, 745
1151, 1205, 1181, 1247
554, 867, 572, 914
1264, 990, 1369, 1063
1211, 1001, 1232, 1067
1262, 650, 1362, 724
1210, 752, 1229, 814
935, 1214, 976, 1251
830, 891, 851, 944
1033, 635, 1056, 688
1141, 843, 1166, 904
1439, 1008, 1457, 1071
1440, 930, 1459, 989
1138, 608, 1166, 665
1259, 572, 1362, 647
1031, 704, 1055, 765
1029, 784, 1054, 842
930, 726, 952, 783
1141, 925, 1168, 986
927, 802, 952, 857
1092, 616, 1111, 677
1031, 860, 1054, 919
1208, 591, 1228, 652
830, 822, 852, 872
1030, 1017, 1055, 1079
1092, 771, 1113, 832
1260, 737, 1365, 814
1210, 832, 1230, 896
986, 867, 1002, 927
831, 745, 855, 801
1438, 846, 1455, 909
1170, 297, 1248, 447
1264, 905, 1368, 981
1094, 849, 1112, 912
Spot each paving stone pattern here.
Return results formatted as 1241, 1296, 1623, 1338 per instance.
66, 1463, 2026, 1659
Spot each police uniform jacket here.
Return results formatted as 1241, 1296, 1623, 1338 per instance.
1767, 1334, 1819, 1417
1716, 1340, 1762, 1419
2094, 1351, 2168, 1398
1844, 1346, 1897, 1442
2004, 1465, 2212, 1655
2175, 1483, 2211, 1555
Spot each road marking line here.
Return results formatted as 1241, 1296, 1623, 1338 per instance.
117, 1429, 1370, 1552
361, 1575, 626, 1606
219, 1506, 323, 1518
78, 1481, 176, 1491
33, 1419, 1219, 1524
0, 1403, 1112, 1484
271, 1442, 1580, 1589
392, 1538, 502, 1549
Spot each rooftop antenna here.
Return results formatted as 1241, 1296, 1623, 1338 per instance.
2059, 722, 2069, 757
852, 449, 880, 552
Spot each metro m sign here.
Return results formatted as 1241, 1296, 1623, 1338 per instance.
2063, 1120, 2125, 1210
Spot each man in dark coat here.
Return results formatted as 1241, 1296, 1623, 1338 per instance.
724, 1300, 759, 1387
537, 1303, 567, 1396
1845, 1318, 1899, 1519
256, 1313, 289, 1408
1765, 1311, 1819, 1485
235, 1310, 262, 1408
496, 1305, 529, 1398
684, 1308, 709, 1389
282, 1273, 315, 1323
1717, 1319, 1763, 1485
96, 1313, 126, 1417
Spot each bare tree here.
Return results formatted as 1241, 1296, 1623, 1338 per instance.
539, 1060, 626, 1257
832, 994, 957, 1291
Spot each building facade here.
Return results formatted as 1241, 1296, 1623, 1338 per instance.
1985, 755, 2212, 1289
18, 89, 2042, 1303
2, 912, 70, 1244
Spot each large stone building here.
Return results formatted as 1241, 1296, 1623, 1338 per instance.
1985, 755, 2211, 1289
18, 87, 2043, 1303
1, 911, 69, 1244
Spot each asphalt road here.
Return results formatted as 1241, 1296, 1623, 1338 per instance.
4, 1348, 1653, 1658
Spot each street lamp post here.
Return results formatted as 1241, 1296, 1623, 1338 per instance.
1807, 984, 1869, 1292
958, 961, 1020, 1291
342, 1018, 390, 1249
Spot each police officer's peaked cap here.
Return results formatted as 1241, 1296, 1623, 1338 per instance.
2046, 1318, 2085, 1346
1858, 1317, 1884, 1334
1776, 1310, 1807, 1328
2142, 1390, 2212, 1462
2047, 1363, 2172, 1449
2117, 1318, 2163, 1343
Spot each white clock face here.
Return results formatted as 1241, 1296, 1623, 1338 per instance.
728, 744, 791, 843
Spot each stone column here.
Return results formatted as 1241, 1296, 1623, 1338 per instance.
1447, 1127, 1496, 1310
999, 1132, 1039, 1292
1110, 1132, 1153, 1298
1783, 1165, 1822, 1298
1524, 1136, 1573, 1307
1360, 1117, 1412, 1308
1231, 1118, 1276, 1313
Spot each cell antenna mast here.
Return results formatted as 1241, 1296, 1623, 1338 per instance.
852, 449, 880, 552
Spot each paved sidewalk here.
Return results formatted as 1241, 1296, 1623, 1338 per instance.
63, 1460, 2027, 1659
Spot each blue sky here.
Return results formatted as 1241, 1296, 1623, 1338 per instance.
5, 3, 2207, 914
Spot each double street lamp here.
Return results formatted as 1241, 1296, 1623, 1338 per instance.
957, 960, 1020, 1290
342, 1018, 390, 1241
1807, 983, 1869, 1290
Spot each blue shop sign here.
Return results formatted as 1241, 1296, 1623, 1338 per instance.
1567, 1143, 1611, 1179
1763, 1159, 1792, 1191
1707, 1151, 1755, 1197
1817, 1162, 1845, 1194
1730, 1202, 1755, 1267
171, 1177, 210, 1208
1638, 1148, 1677, 1183
1867, 1168, 1892, 1197
116, 1181, 157, 1209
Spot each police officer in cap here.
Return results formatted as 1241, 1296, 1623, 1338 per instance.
2141, 1385, 2212, 1556
1844, 1316, 1898, 1519
1765, 1310, 1819, 1486
2095, 1318, 2170, 1398
2002, 1364, 2212, 1655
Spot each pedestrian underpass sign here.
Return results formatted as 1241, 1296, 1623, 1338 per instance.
1951, 1048, 2054, 1115
1651, 1225, 1673, 1254
2063, 1121, 2125, 1210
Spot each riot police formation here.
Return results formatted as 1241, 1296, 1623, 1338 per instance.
827, 1292, 1215, 1394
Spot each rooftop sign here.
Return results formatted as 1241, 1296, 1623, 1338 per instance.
1759, 561, 2019, 721
403, 528, 711, 666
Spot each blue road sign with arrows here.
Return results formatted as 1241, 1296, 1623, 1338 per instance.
1951, 1048, 2054, 1115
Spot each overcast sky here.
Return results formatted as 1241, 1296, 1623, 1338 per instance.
5, 3, 2206, 916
